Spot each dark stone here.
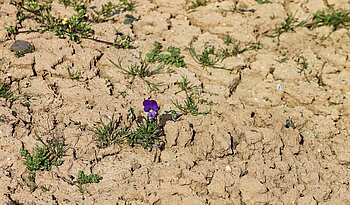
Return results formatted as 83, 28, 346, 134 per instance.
10, 40, 34, 54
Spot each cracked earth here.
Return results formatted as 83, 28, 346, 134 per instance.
1, 0, 350, 204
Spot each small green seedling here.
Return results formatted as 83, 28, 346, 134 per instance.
0, 81, 16, 101
114, 32, 133, 49
146, 41, 186, 67
255, 0, 271, 4
270, 13, 307, 39
188, 0, 207, 10
276, 53, 288, 63
20, 133, 65, 172
172, 95, 210, 116
76, 171, 102, 193
222, 40, 262, 57
311, 5, 350, 30
67, 67, 81, 80
94, 114, 129, 148
172, 76, 209, 116
92, 0, 135, 22
109, 57, 174, 90
77, 171, 103, 184
296, 56, 310, 82
188, 40, 227, 70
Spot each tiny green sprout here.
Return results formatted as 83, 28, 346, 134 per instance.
20, 133, 65, 172
270, 13, 307, 39
188, 0, 207, 10
77, 171, 103, 184
255, 0, 271, 4
285, 117, 295, 129
224, 34, 232, 45
296, 56, 310, 83
114, 32, 133, 49
67, 66, 81, 80
276, 53, 288, 63
94, 114, 129, 148
15, 51, 25, 58
5, 25, 18, 36
91, 0, 135, 22
0, 81, 16, 101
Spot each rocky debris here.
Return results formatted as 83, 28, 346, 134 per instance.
10, 40, 34, 54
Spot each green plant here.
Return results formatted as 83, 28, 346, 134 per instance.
126, 117, 163, 149
172, 76, 209, 116
146, 41, 186, 67
174, 75, 200, 95
91, 0, 135, 22
109, 57, 174, 90
172, 95, 210, 116
114, 32, 133, 49
10, 0, 93, 43
77, 171, 103, 184
270, 13, 307, 39
188, 40, 226, 70
5, 25, 18, 37
255, 0, 271, 4
94, 114, 129, 148
276, 53, 288, 63
222, 40, 262, 57
296, 56, 310, 82
20, 133, 65, 172
15, 51, 25, 58
219, 3, 256, 16
188, 0, 207, 10
310, 5, 350, 30
0, 81, 16, 101
7, 0, 135, 45
67, 66, 81, 80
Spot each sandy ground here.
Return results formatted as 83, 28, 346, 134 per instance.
1, 0, 350, 204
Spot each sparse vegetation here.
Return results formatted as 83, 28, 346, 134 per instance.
94, 114, 129, 148
146, 41, 186, 67
188, 0, 207, 10
310, 5, 350, 30
0, 81, 16, 101
109, 57, 174, 90
7, 0, 135, 45
172, 76, 210, 116
20, 133, 65, 172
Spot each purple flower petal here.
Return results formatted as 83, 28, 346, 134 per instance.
147, 111, 157, 118
143, 99, 159, 112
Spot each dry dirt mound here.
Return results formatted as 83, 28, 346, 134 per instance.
1, 0, 350, 204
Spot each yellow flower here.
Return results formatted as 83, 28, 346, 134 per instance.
62, 17, 68, 25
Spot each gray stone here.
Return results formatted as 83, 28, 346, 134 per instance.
10, 40, 34, 54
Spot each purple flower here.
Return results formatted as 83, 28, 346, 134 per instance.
143, 99, 159, 118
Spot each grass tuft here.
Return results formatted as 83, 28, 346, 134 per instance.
94, 114, 129, 148
109, 57, 174, 90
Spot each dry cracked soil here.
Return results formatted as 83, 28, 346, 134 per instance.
1, 0, 350, 204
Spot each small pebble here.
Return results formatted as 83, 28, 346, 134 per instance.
10, 40, 34, 54
276, 83, 285, 92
